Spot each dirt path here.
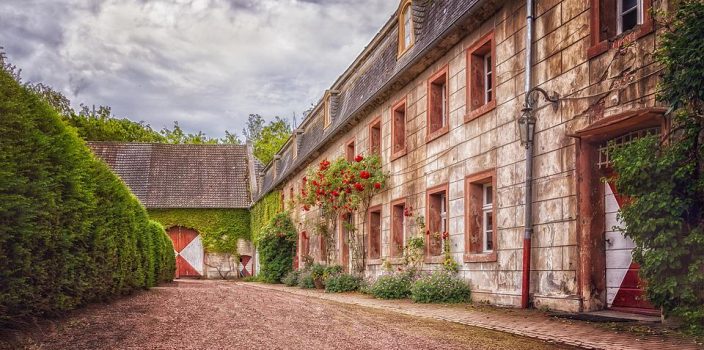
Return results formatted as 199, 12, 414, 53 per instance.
3, 279, 574, 350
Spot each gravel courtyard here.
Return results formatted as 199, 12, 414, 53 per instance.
3, 279, 574, 350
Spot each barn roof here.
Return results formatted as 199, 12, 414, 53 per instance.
88, 142, 253, 209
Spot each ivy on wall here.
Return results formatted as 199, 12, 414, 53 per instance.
148, 209, 251, 254
250, 191, 282, 245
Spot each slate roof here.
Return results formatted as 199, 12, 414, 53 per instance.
255, 0, 497, 200
88, 142, 253, 209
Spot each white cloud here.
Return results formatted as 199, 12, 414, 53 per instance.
0, 0, 397, 137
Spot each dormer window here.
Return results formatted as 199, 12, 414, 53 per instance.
398, 0, 414, 56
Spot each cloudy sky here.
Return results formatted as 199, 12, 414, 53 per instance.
0, 0, 397, 138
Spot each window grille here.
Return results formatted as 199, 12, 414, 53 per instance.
597, 127, 660, 168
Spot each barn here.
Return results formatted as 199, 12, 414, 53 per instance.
89, 142, 260, 279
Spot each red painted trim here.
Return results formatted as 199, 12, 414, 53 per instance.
463, 169, 497, 263
426, 65, 450, 143
521, 237, 531, 308
425, 183, 449, 259
390, 98, 408, 161
587, 0, 655, 59
465, 31, 496, 123
389, 197, 407, 258
367, 115, 382, 155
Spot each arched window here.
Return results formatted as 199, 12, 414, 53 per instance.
398, 0, 414, 56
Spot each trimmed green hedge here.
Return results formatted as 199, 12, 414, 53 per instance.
148, 208, 251, 254
250, 191, 281, 245
0, 69, 175, 327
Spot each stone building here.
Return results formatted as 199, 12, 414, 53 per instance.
90, 142, 260, 279
253, 0, 666, 314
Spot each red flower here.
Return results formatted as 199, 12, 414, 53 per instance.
303, 204, 310, 211
331, 190, 340, 197
374, 182, 381, 189
425, 230, 430, 235
442, 231, 449, 240
354, 154, 364, 162
345, 188, 352, 193
360, 170, 370, 179
319, 160, 330, 170
354, 183, 364, 191
312, 180, 319, 186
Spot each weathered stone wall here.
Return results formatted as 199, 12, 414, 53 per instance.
277, 0, 661, 312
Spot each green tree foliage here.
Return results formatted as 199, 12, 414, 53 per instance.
148, 209, 251, 254
250, 191, 282, 245
249, 116, 291, 164
258, 213, 297, 283
611, 0, 704, 331
63, 105, 167, 143
0, 68, 174, 327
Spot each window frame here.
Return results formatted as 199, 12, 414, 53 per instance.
425, 183, 449, 261
464, 169, 497, 263
390, 198, 407, 258
465, 31, 496, 123
367, 205, 383, 262
397, 0, 414, 57
391, 98, 407, 161
426, 65, 450, 143
588, 0, 653, 58
345, 137, 356, 163
368, 115, 382, 156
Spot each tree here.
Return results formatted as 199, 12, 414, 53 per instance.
611, 0, 704, 332
252, 116, 292, 164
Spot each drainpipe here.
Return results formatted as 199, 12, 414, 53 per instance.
521, 0, 535, 309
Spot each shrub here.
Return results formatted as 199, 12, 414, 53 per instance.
325, 274, 361, 293
297, 271, 315, 289
309, 263, 326, 280
323, 265, 343, 280
410, 271, 471, 303
282, 271, 300, 286
0, 68, 174, 327
257, 213, 297, 283
369, 273, 412, 299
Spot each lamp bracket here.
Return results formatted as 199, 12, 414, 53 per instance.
524, 87, 559, 111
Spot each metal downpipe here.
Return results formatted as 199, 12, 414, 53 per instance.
521, 0, 535, 309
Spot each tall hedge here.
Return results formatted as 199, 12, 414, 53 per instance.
0, 69, 175, 327
250, 191, 282, 245
258, 213, 297, 283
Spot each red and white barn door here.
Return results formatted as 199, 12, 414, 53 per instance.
167, 226, 204, 278
239, 255, 253, 277
604, 181, 655, 313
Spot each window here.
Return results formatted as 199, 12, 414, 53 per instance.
397, 0, 414, 56
426, 184, 448, 257
482, 184, 493, 252
589, 0, 652, 58
369, 117, 381, 156
391, 199, 406, 258
300, 231, 310, 259
289, 187, 294, 210
345, 138, 356, 162
391, 99, 407, 160
368, 206, 382, 260
466, 32, 496, 122
339, 214, 352, 272
426, 66, 449, 141
465, 170, 497, 262
323, 91, 332, 128
617, 0, 641, 34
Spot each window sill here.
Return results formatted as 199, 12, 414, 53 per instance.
423, 255, 444, 264
366, 258, 382, 266
465, 100, 496, 123
587, 22, 654, 59
391, 148, 407, 162
425, 126, 449, 143
463, 251, 497, 263
386, 257, 405, 265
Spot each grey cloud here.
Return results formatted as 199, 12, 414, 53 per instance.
1, 0, 398, 137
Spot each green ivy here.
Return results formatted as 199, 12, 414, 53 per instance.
148, 208, 251, 254
250, 191, 282, 245
258, 213, 297, 283
611, 0, 704, 333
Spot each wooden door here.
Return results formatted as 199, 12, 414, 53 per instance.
167, 226, 203, 278
604, 181, 655, 313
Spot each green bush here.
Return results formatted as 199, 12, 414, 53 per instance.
309, 263, 326, 280
257, 213, 297, 283
410, 271, 471, 303
369, 273, 413, 299
323, 265, 343, 280
297, 271, 315, 289
282, 271, 300, 286
0, 69, 174, 327
325, 274, 361, 293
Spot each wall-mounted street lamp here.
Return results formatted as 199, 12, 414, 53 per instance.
518, 87, 559, 147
